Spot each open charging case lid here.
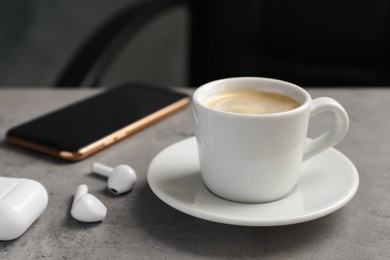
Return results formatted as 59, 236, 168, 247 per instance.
0, 177, 48, 241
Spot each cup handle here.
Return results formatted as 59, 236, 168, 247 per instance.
303, 97, 349, 161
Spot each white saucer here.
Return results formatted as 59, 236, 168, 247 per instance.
147, 137, 359, 226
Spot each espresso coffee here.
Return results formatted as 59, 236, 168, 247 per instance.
205, 89, 300, 114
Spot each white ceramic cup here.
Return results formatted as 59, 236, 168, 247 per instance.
192, 77, 349, 203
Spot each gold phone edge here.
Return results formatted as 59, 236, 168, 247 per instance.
6, 97, 191, 161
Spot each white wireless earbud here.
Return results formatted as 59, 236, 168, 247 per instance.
70, 184, 107, 222
91, 162, 137, 195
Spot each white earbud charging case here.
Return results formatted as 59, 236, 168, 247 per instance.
0, 177, 48, 241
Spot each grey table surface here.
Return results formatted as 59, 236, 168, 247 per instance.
0, 88, 389, 260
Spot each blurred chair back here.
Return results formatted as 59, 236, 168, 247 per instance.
55, 0, 390, 87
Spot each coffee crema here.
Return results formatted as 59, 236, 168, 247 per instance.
205, 89, 300, 114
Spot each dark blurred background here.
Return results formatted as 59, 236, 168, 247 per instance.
1, 0, 389, 88
0, 0, 187, 87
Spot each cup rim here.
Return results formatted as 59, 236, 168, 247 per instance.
192, 77, 311, 118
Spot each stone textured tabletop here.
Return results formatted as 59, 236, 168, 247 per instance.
0, 88, 389, 259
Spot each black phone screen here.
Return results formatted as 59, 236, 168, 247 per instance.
7, 83, 189, 151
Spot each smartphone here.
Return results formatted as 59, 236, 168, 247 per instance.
6, 83, 190, 161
